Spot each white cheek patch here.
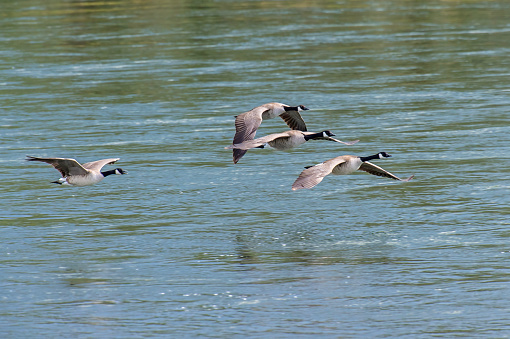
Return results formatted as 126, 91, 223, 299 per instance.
379, 153, 384, 158
115, 169, 121, 175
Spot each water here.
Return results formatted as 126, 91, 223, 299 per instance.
1, 0, 510, 337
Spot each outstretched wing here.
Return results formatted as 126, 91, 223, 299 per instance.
327, 137, 359, 145
232, 108, 268, 164
227, 132, 292, 150
280, 110, 307, 131
292, 157, 346, 190
82, 158, 120, 171
26, 156, 88, 177
359, 162, 414, 181
303, 132, 359, 146
233, 112, 264, 144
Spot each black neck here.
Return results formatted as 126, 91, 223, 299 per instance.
359, 154, 380, 162
101, 169, 117, 177
304, 132, 324, 141
283, 106, 298, 112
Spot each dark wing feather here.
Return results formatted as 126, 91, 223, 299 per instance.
280, 111, 307, 131
233, 149, 247, 164
26, 156, 88, 176
358, 162, 414, 181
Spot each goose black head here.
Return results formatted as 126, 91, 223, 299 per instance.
284, 104, 310, 112
322, 130, 335, 137
115, 168, 127, 175
379, 152, 392, 158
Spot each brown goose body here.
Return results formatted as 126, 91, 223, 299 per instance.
232, 102, 309, 163
26, 156, 127, 186
292, 152, 414, 190
226, 130, 358, 155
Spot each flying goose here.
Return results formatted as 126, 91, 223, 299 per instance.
226, 130, 359, 157
26, 156, 127, 186
291, 152, 414, 190
232, 102, 309, 163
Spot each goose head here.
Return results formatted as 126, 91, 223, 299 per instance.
378, 152, 392, 158
115, 168, 128, 175
322, 130, 335, 137
297, 105, 309, 112
284, 104, 309, 112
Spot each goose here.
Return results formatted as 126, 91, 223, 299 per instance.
26, 156, 127, 186
232, 102, 309, 163
226, 130, 359, 158
291, 152, 414, 190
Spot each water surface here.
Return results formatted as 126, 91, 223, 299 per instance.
1, 0, 510, 337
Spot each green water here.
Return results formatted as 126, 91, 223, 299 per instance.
1, 0, 510, 337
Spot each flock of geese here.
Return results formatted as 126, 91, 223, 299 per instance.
225, 102, 414, 190
26, 156, 127, 186
26, 102, 413, 189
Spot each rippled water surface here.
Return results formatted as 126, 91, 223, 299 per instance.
2, 0, 510, 337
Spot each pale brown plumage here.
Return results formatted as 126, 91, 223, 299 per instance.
232, 102, 309, 163
26, 156, 125, 186
226, 130, 358, 152
292, 153, 414, 190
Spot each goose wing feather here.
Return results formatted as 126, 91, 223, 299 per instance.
292, 157, 346, 190
227, 132, 292, 150
233, 107, 268, 144
303, 132, 360, 146
359, 162, 414, 181
280, 110, 307, 131
26, 156, 89, 177
232, 108, 268, 163
82, 158, 120, 172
